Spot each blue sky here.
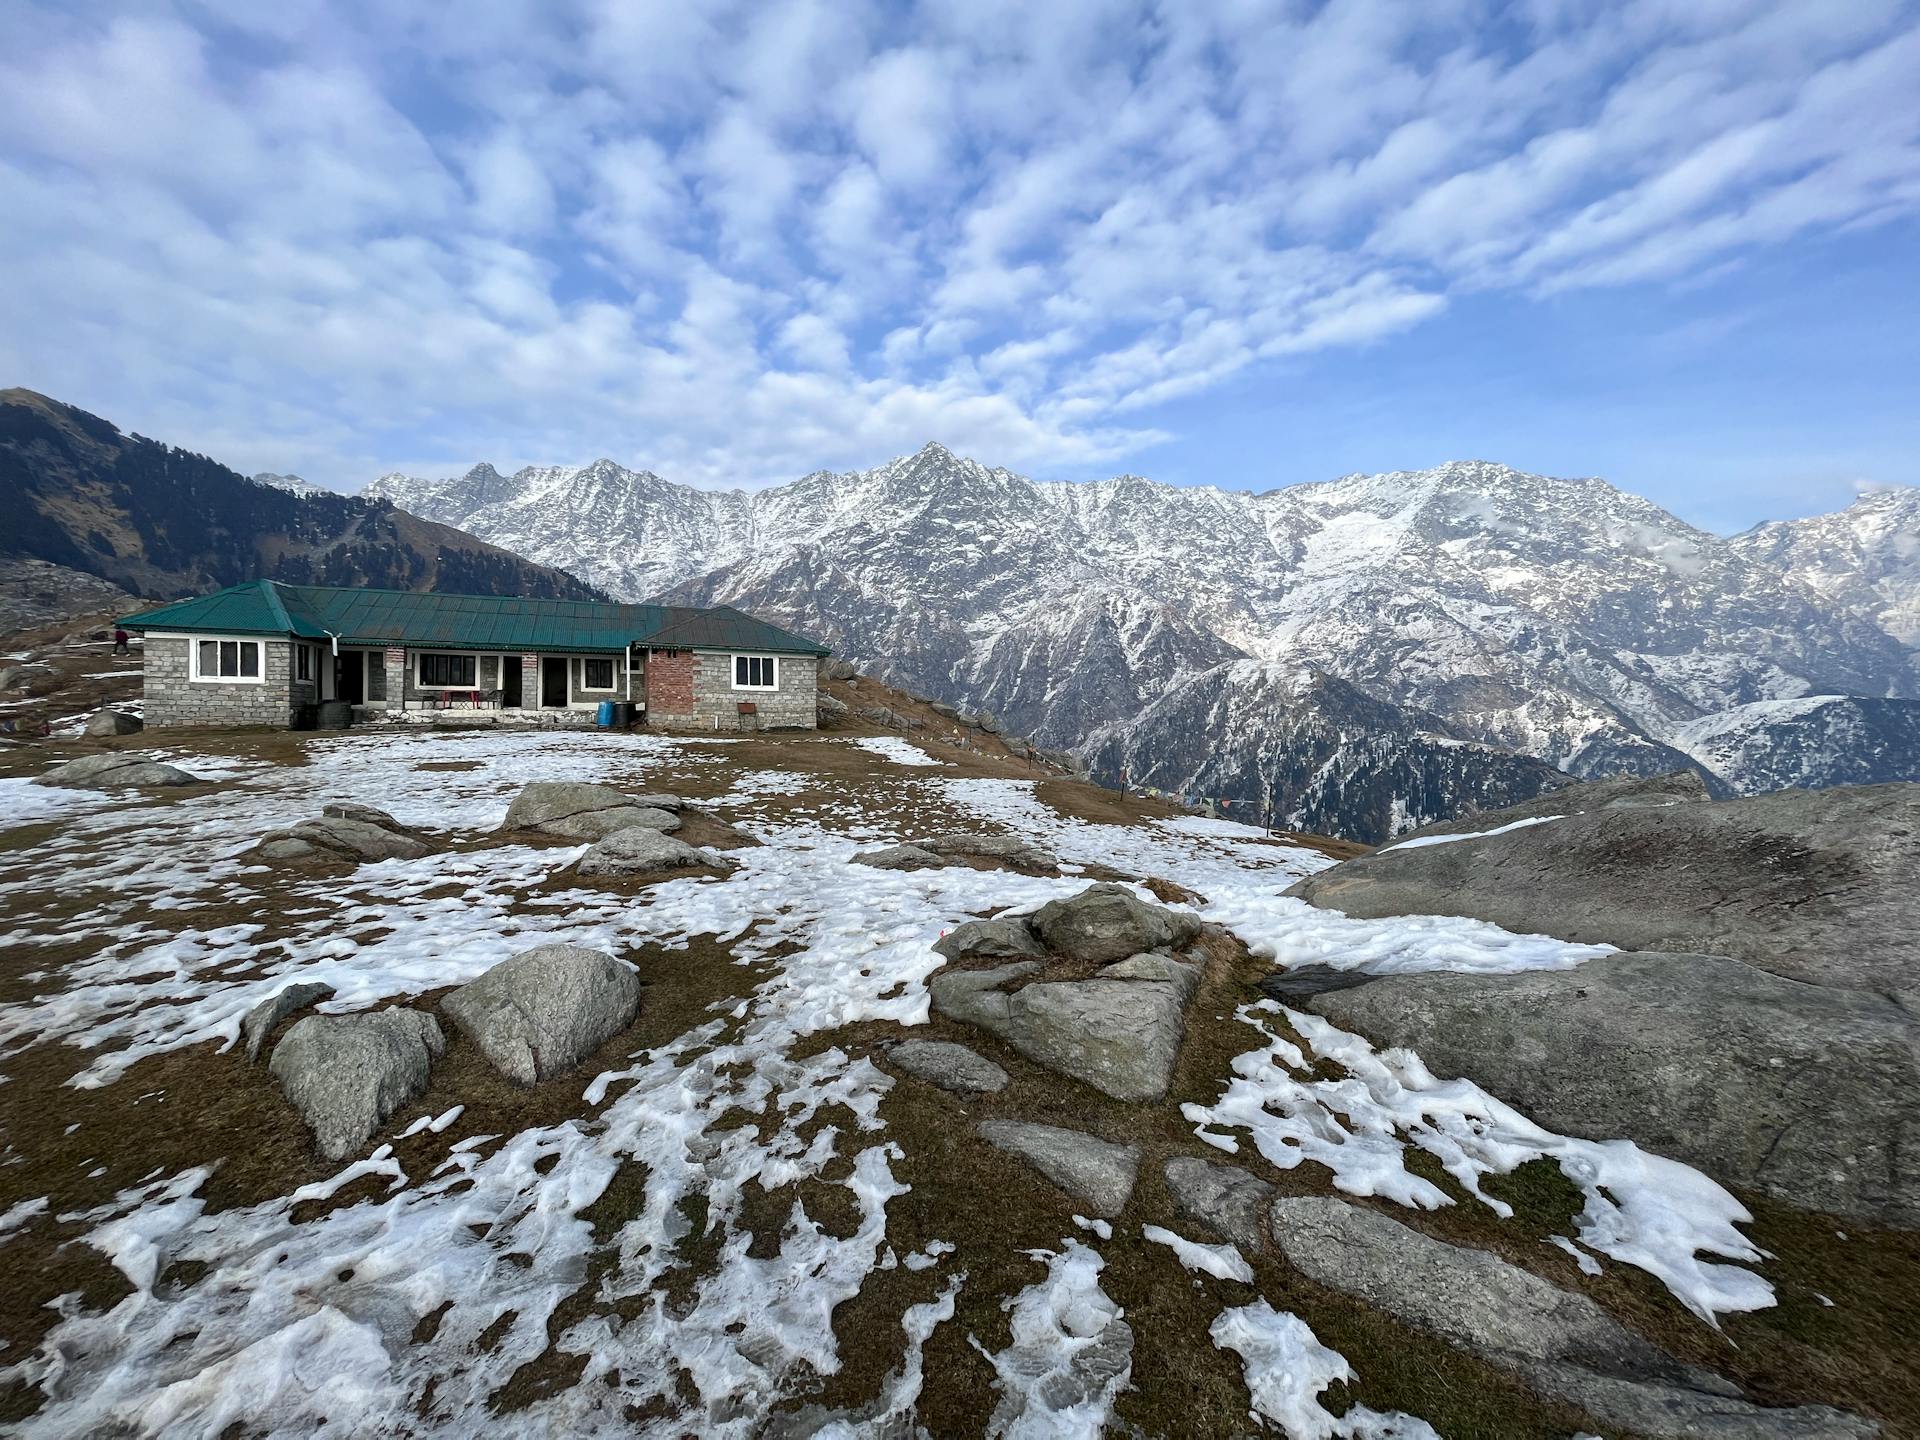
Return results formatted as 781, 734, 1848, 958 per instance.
1, 0, 1916, 533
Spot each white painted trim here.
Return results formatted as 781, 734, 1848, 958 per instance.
730, 653, 780, 691
189, 635, 267, 684
413, 650, 480, 689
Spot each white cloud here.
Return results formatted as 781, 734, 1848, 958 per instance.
0, 0, 1914, 491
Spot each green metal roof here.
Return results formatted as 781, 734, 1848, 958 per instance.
121, 580, 832, 656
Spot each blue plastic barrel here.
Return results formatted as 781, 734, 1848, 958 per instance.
596, 699, 617, 728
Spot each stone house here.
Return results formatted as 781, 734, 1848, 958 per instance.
121, 580, 829, 731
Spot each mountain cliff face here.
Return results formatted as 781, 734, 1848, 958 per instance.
1733, 486, 1920, 656
373, 445, 1920, 839
0, 390, 605, 603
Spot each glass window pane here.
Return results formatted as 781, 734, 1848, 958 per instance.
735, 655, 748, 685
198, 641, 216, 676
219, 641, 238, 675
239, 642, 259, 677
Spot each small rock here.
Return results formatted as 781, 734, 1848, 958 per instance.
975, 709, 1003, 734
979, 1120, 1139, 1216
242, 981, 335, 1063
933, 917, 1047, 962
888, 1039, 1009, 1094
852, 843, 945, 870
916, 834, 1058, 869
576, 826, 736, 877
0, 663, 51, 689
321, 802, 409, 831
1030, 882, 1202, 965
441, 944, 642, 1085
270, 1008, 444, 1160
817, 694, 849, 719
501, 781, 680, 840
930, 701, 961, 721
84, 710, 143, 737
1162, 1157, 1274, 1254
36, 753, 202, 788
821, 658, 858, 681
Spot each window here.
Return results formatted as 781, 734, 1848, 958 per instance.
194, 638, 262, 682
582, 657, 614, 690
733, 654, 778, 690
295, 645, 315, 683
417, 652, 477, 687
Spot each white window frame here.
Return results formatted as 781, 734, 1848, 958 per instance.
414, 651, 478, 688
580, 656, 616, 691
191, 636, 265, 684
731, 653, 779, 691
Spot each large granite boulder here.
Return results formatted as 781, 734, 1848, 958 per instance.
1266, 1198, 1874, 1440
255, 808, 432, 865
500, 782, 680, 841
930, 952, 1201, 1102
269, 1008, 444, 1160
441, 944, 641, 1085
851, 843, 945, 871
1030, 883, 1202, 965
575, 826, 737, 877
1304, 951, 1920, 1226
1287, 781, 1920, 994
979, 1120, 1139, 1216
83, 710, 143, 737
36, 752, 202, 788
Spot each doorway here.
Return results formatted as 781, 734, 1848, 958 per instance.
337, 651, 365, 704
541, 656, 568, 708
502, 657, 523, 708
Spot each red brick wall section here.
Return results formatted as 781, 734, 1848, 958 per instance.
648, 649, 695, 716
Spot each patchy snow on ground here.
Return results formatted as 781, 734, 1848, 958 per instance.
0, 730, 1785, 1431
852, 736, 949, 767
1211, 1300, 1439, 1440
1143, 1225, 1253, 1283
1381, 814, 1561, 850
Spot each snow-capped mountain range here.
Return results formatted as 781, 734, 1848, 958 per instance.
368, 447, 1920, 839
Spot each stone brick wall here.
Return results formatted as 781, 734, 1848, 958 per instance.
144, 635, 298, 728
650, 651, 817, 731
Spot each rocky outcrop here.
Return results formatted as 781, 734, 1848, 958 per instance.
269, 1007, 445, 1160
255, 807, 432, 865
83, 709, 143, 736
575, 827, 737, 877
1305, 952, 1920, 1226
36, 752, 203, 788
979, 1120, 1139, 1216
441, 944, 641, 1085
886, 1039, 1009, 1094
1287, 782, 1920, 994
501, 782, 680, 841
241, 981, 334, 1062
914, 834, 1057, 869
1266, 1198, 1875, 1440
1030, 882, 1201, 965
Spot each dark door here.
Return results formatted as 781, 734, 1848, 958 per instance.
502, 658, 523, 708
337, 651, 365, 704
541, 656, 568, 708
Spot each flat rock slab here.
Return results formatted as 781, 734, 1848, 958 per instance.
576, 826, 737, 877
931, 953, 1200, 1102
852, 844, 945, 870
934, 917, 1047, 962
501, 782, 680, 841
915, 833, 1058, 869
980, 1120, 1139, 1216
442, 944, 641, 1085
1286, 780, 1920, 994
242, 981, 335, 1062
888, 1039, 1009, 1094
1030, 882, 1202, 964
1307, 951, 1920, 1227
1265, 1197, 1873, 1440
256, 815, 433, 865
270, 1008, 444, 1160
37, 752, 202, 788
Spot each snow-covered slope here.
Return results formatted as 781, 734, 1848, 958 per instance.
1732, 485, 1920, 656
373, 446, 1920, 836
250, 471, 327, 497
1663, 695, 1920, 795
